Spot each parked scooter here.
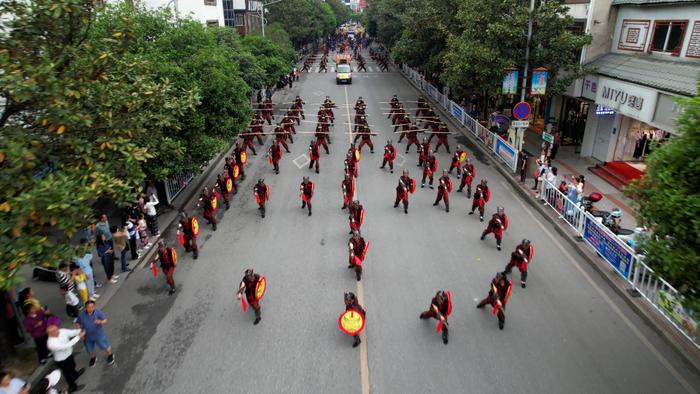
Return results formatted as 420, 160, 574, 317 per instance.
580, 192, 603, 214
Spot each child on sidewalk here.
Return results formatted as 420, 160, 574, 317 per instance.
60, 285, 81, 319
70, 263, 89, 305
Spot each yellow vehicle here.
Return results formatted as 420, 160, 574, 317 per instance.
336, 63, 352, 84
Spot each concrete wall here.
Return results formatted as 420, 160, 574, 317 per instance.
582, 0, 617, 62
612, 4, 700, 60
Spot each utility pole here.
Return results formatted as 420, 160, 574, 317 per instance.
261, 0, 284, 37
516, 0, 536, 151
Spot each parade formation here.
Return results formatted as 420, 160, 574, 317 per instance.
155, 33, 540, 348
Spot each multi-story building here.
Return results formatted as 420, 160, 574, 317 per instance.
549, 0, 700, 165
116, 0, 262, 35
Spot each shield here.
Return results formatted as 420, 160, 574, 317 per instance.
211, 195, 218, 210
409, 178, 416, 194
226, 178, 233, 193
503, 214, 509, 231
354, 149, 361, 162
358, 208, 364, 227
338, 309, 365, 336
191, 217, 200, 237
485, 188, 491, 203
459, 151, 467, 162
528, 245, 534, 262
170, 248, 177, 267
233, 165, 240, 179
360, 240, 370, 260
240, 151, 248, 164
255, 276, 267, 301
446, 178, 453, 193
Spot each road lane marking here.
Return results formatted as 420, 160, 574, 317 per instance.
345, 84, 370, 394
500, 180, 696, 393
292, 154, 310, 169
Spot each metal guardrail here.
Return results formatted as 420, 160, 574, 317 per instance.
401, 65, 519, 173
401, 64, 698, 348
164, 174, 194, 204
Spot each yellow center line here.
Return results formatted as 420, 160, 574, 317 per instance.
345, 84, 370, 394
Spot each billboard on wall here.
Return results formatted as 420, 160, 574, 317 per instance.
502, 70, 518, 95
494, 136, 517, 170
450, 101, 463, 121
583, 215, 633, 279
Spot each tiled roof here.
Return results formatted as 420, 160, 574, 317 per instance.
612, 0, 700, 5
586, 53, 700, 96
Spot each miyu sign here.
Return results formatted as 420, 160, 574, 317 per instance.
596, 77, 658, 123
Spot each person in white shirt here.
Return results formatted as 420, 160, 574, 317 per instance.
46, 326, 84, 393
144, 192, 159, 236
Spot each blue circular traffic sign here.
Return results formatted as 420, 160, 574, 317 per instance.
513, 102, 531, 120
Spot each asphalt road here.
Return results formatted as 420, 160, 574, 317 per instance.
68, 50, 700, 394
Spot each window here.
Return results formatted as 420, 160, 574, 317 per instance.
234, 12, 245, 27
223, 0, 235, 27
206, 20, 219, 27
650, 20, 687, 54
204, 0, 217, 6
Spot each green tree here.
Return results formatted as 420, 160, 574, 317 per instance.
0, 0, 196, 289
362, 0, 404, 48
267, 0, 326, 48
391, 0, 459, 77
326, 0, 352, 25
442, 0, 591, 97
94, 4, 253, 178
626, 86, 700, 309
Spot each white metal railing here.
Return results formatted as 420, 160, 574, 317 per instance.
164, 173, 194, 204
400, 65, 519, 173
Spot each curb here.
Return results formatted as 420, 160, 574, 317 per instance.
25, 61, 306, 389
397, 68, 700, 373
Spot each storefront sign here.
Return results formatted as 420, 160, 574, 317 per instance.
542, 132, 554, 143
582, 215, 633, 279
502, 70, 518, 95
653, 93, 684, 133
596, 77, 657, 123
531, 68, 548, 96
581, 75, 598, 100
595, 105, 615, 116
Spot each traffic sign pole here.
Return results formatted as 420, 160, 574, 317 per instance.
512, 102, 531, 151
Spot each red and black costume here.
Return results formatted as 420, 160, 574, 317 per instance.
433, 174, 452, 212
348, 201, 365, 233
469, 182, 490, 220
178, 213, 198, 259
199, 189, 218, 230
394, 174, 415, 214
418, 140, 431, 167
344, 293, 365, 347
268, 141, 282, 174
254, 180, 270, 218
341, 176, 355, 209
300, 179, 314, 216
309, 141, 321, 173
481, 210, 508, 250
381, 142, 396, 172
155, 243, 176, 295
477, 273, 513, 330
216, 173, 232, 210
348, 234, 368, 281
274, 126, 290, 153
420, 291, 451, 344
457, 161, 476, 197
505, 241, 533, 288
354, 125, 374, 153
432, 124, 451, 153
449, 149, 466, 177
421, 154, 438, 188
238, 270, 263, 325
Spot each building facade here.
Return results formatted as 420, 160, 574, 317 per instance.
550, 0, 699, 164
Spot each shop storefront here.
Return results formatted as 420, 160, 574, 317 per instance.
580, 76, 680, 164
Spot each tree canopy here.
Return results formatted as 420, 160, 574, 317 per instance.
0, 1, 294, 289
266, 0, 339, 48
626, 86, 700, 309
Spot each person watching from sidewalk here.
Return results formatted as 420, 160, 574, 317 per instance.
0, 371, 30, 394
56, 263, 75, 295
69, 263, 88, 306
60, 285, 81, 320
76, 301, 115, 368
96, 234, 118, 284
22, 303, 50, 365
93, 214, 111, 244
36, 369, 63, 394
144, 192, 159, 236
46, 325, 85, 393
125, 216, 139, 261
73, 239, 98, 300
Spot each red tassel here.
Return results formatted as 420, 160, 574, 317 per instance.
178, 233, 185, 247
240, 297, 248, 313
436, 320, 443, 333
150, 262, 158, 278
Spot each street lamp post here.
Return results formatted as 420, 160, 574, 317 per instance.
516, 0, 536, 151
260, 0, 284, 37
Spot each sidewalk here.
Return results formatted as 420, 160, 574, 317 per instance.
12, 59, 307, 390
531, 145, 639, 230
